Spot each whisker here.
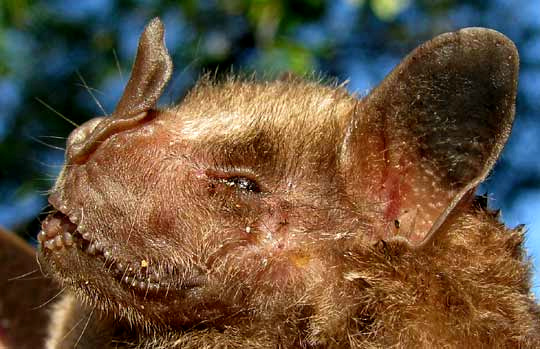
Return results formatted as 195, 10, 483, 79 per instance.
32, 286, 66, 310
37, 189, 56, 197
39, 209, 57, 215
76, 71, 108, 116
38, 135, 68, 140
74, 83, 104, 95
17, 276, 51, 281
112, 48, 124, 81
144, 278, 150, 300
59, 304, 89, 343
30, 137, 65, 151
30, 136, 65, 152
35, 161, 65, 170
36, 250, 47, 277
73, 305, 95, 348
35, 97, 79, 127
8, 268, 39, 281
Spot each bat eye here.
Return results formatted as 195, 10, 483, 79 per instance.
222, 176, 261, 193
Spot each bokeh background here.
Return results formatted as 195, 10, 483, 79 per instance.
1, 0, 539, 295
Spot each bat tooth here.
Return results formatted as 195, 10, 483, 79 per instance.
86, 243, 97, 255
94, 241, 103, 252
54, 235, 64, 248
44, 239, 56, 250
38, 230, 47, 242
64, 232, 74, 246
44, 216, 63, 238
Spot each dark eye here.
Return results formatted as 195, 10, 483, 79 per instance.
222, 176, 260, 193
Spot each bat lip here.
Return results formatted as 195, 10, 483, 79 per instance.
39, 209, 205, 297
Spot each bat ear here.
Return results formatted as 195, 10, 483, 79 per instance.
341, 28, 518, 249
113, 17, 173, 118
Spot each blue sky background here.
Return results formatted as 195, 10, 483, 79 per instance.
1, 0, 539, 295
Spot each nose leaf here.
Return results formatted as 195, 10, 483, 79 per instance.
65, 18, 173, 164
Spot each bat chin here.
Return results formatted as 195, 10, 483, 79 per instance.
38, 210, 206, 302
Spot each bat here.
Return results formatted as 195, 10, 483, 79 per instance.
2, 17, 539, 348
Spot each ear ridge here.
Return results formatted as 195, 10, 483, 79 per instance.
113, 17, 173, 118
344, 28, 519, 246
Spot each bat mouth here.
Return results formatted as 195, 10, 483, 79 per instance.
39, 211, 205, 295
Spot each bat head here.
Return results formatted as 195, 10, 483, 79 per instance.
39, 18, 519, 336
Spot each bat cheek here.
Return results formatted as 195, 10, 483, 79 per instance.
255, 200, 292, 245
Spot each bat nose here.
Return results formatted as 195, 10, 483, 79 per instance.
65, 117, 105, 164
65, 111, 151, 165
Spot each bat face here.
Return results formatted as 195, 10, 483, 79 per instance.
35, 19, 540, 347
40, 80, 364, 328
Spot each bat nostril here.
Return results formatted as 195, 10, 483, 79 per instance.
66, 117, 105, 164
66, 117, 104, 149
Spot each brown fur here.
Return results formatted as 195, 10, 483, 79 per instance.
5, 18, 538, 348
40, 209, 540, 348
0, 228, 58, 348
